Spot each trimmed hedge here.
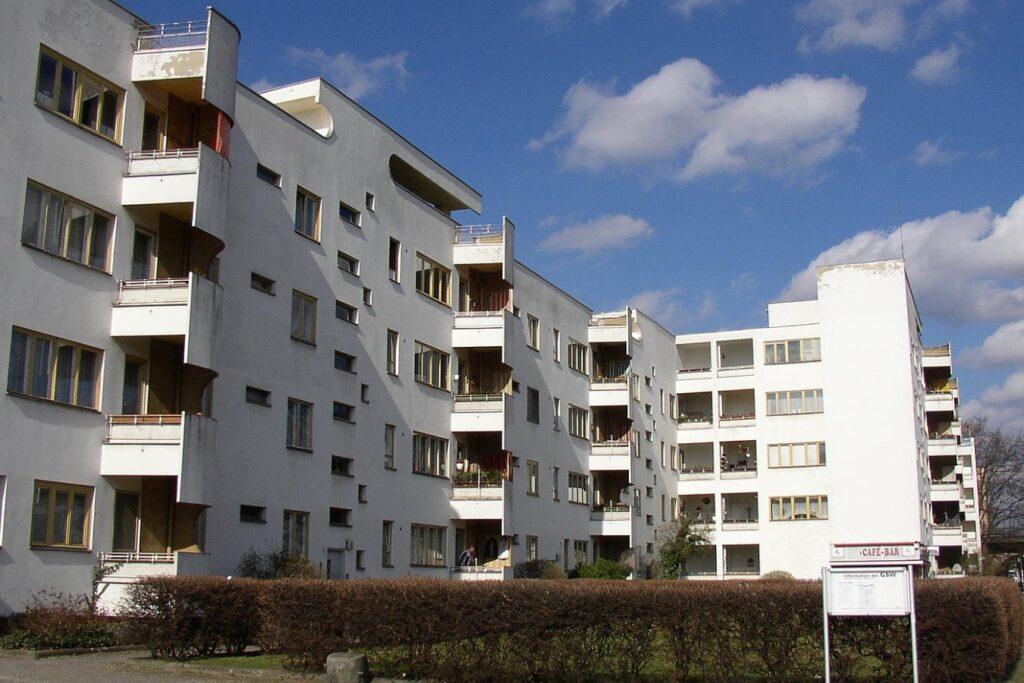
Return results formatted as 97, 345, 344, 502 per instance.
126, 576, 1023, 681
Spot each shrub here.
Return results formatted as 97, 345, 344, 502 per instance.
512, 559, 566, 579
236, 549, 321, 579
125, 576, 261, 660
0, 591, 121, 650
759, 570, 795, 581
574, 558, 631, 580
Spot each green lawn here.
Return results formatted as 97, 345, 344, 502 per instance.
185, 653, 290, 670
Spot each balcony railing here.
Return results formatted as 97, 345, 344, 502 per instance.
924, 344, 951, 357
934, 517, 963, 529
679, 366, 712, 374
106, 414, 182, 442
99, 551, 174, 564
722, 516, 759, 525
125, 148, 200, 176
455, 224, 503, 244
135, 20, 208, 51
590, 314, 627, 327
679, 414, 712, 424
719, 412, 756, 422
117, 278, 190, 306
927, 378, 958, 394
680, 464, 714, 474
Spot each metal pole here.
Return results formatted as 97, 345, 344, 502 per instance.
908, 567, 919, 683
822, 566, 831, 683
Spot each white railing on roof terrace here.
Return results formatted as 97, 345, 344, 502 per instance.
455, 224, 503, 244
99, 551, 175, 564
135, 20, 208, 51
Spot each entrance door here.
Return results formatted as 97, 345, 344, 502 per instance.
112, 491, 140, 552
326, 549, 347, 579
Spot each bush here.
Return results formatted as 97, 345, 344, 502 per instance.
0, 591, 121, 651
236, 549, 322, 579
125, 576, 261, 660
512, 559, 566, 579
759, 570, 795, 581
574, 558, 631, 580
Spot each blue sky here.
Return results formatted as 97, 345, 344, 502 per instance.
123, 0, 1024, 429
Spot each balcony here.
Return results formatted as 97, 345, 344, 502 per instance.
590, 376, 629, 406
121, 146, 230, 244
719, 389, 756, 428
722, 493, 758, 531
720, 441, 757, 479
449, 475, 509, 520
723, 544, 760, 577
589, 312, 630, 344
679, 442, 714, 481
925, 380, 957, 412
453, 220, 514, 283
922, 343, 952, 368
717, 339, 754, 378
100, 413, 214, 504
590, 505, 632, 536
452, 394, 506, 432
590, 440, 631, 470
110, 274, 220, 369
452, 311, 507, 348
95, 551, 210, 614
677, 341, 713, 382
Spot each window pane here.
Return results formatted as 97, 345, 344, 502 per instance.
131, 232, 153, 280
31, 486, 51, 543
57, 64, 76, 117
66, 205, 87, 262
36, 53, 57, 107
787, 341, 800, 362
79, 78, 101, 129
69, 492, 88, 545
22, 185, 45, 247
794, 497, 807, 519
99, 90, 118, 138
44, 194, 67, 255
790, 392, 803, 414
53, 489, 70, 544
30, 337, 53, 398
112, 492, 139, 552
764, 344, 775, 364
53, 345, 75, 403
88, 215, 110, 269
77, 350, 98, 408
8, 331, 29, 394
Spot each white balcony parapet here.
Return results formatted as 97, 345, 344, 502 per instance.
106, 413, 183, 443
453, 311, 505, 348
117, 278, 190, 306
453, 394, 504, 411
135, 20, 208, 51
95, 550, 210, 614
455, 224, 503, 244
125, 148, 200, 176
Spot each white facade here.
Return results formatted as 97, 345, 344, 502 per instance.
0, 2, 978, 613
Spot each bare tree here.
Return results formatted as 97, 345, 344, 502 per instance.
964, 417, 1024, 550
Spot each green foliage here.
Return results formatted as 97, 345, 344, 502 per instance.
574, 558, 631, 580
657, 517, 712, 578
235, 549, 321, 579
760, 570, 796, 581
0, 591, 121, 651
451, 470, 504, 486
512, 559, 566, 579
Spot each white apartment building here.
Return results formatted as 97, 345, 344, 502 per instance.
675, 261, 981, 579
0, 1, 977, 613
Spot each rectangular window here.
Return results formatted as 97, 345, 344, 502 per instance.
366, 192, 376, 211
386, 330, 399, 375
573, 540, 588, 567
356, 549, 365, 570
286, 397, 313, 450
381, 520, 393, 567
414, 341, 449, 390
388, 238, 401, 282
552, 466, 560, 501
22, 182, 112, 271
568, 340, 588, 374
30, 480, 92, 549
413, 431, 448, 477
384, 424, 396, 470
410, 524, 446, 567
35, 48, 123, 141
290, 291, 317, 344
526, 535, 539, 562
415, 253, 451, 305
331, 455, 353, 477
334, 351, 356, 373
7, 328, 101, 409
358, 484, 368, 503
335, 300, 358, 325
767, 442, 826, 468
360, 383, 369, 404
282, 510, 309, 557
527, 460, 539, 496
526, 387, 540, 424
766, 389, 824, 416
363, 287, 373, 306
764, 338, 821, 365
338, 201, 361, 226
770, 495, 829, 521
329, 507, 352, 527
245, 385, 271, 407
552, 397, 561, 431
256, 163, 281, 187
337, 251, 360, 276
568, 472, 588, 505
568, 405, 588, 439
250, 272, 275, 294
553, 329, 561, 361
239, 505, 266, 524
294, 187, 321, 240
333, 401, 354, 423
527, 315, 540, 350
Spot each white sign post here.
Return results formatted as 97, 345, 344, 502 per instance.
823, 543, 920, 683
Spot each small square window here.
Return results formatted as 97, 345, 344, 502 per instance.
646, 514, 654, 526
511, 380, 520, 393
239, 504, 266, 523
329, 506, 351, 527
256, 163, 281, 187
334, 351, 356, 373
646, 542, 654, 554
333, 401, 355, 423
360, 383, 370, 404
338, 201, 361, 226
358, 484, 367, 503
250, 272, 275, 295
336, 300, 358, 324
365, 192, 375, 211
337, 251, 360, 276
363, 287, 373, 306
245, 385, 271, 407
331, 455, 353, 477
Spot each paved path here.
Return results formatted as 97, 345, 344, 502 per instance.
0, 650, 322, 681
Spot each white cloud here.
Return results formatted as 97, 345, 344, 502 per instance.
671, 0, 742, 18
531, 58, 865, 183
537, 214, 654, 256
912, 139, 962, 166
250, 78, 277, 92
594, 0, 628, 17
526, 0, 627, 21
286, 48, 408, 100
910, 43, 963, 83
622, 288, 717, 332
963, 321, 1024, 368
963, 372, 1024, 432
779, 195, 1024, 323
797, 0, 917, 53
